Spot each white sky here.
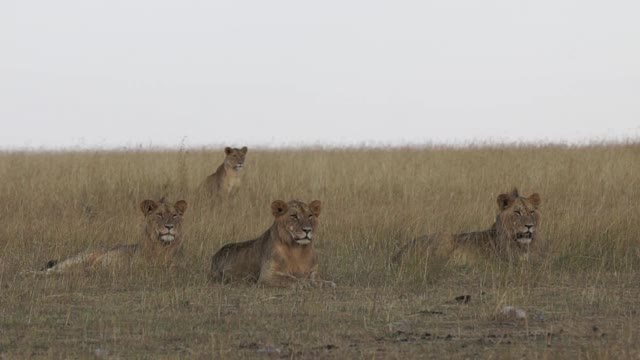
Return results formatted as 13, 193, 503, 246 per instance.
1, 0, 639, 149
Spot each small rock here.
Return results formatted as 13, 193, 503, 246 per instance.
416, 310, 445, 315
500, 306, 527, 320
94, 348, 110, 357
256, 345, 281, 354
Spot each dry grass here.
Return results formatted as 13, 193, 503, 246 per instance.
0, 144, 639, 358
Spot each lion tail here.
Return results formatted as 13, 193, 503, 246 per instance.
41, 259, 59, 271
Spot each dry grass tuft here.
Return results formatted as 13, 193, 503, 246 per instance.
0, 144, 639, 358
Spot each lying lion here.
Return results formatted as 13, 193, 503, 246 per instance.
37, 198, 188, 274
393, 188, 542, 264
210, 199, 335, 288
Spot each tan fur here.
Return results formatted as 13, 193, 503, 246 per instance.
393, 188, 542, 264
40, 198, 188, 274
203, 146, 248, 198
210, 199, 335, 288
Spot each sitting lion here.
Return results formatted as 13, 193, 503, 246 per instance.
210, 199, 335, 288
393, 188, 542, 263
202, 146, 248, 198
40, 198, 188, 274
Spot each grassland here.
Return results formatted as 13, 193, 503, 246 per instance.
0, 144, 639, 359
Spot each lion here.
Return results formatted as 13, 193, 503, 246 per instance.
203, 146, 248, 197
210, 199, 335, 288
393, 188, 542, 264
39, 198, 188, 274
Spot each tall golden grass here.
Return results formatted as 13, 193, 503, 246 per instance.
0, 144, 639, 358
2, 144, 637, 276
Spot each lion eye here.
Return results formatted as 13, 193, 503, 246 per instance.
156, 214, 163, 218
290, 215, 298, 220
530, 210, 535, 215
308, 214, 313, 219
172, 214, 178, 219
514, 210, 522, 216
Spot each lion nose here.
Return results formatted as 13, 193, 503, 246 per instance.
165, 224, 175, 230
525, 224, 534, 231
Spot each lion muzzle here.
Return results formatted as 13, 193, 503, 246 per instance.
158, 226, 176, 244
295, 230, 313, 245
516, 230, 534, 245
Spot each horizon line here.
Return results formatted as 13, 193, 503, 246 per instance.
1, 137, 639, 153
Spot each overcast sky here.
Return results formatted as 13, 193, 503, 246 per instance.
1, 0, 639, 149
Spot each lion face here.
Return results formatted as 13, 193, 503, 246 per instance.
140, 198, 188, 245
271, 200, 322, 246
224, 146, 248, 170
495, 188, 541, 246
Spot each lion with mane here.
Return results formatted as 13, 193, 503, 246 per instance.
393, 188, 542, 264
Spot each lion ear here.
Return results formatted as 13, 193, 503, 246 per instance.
528, 193, 541, 208
271, 200, 288, 218
240, 146, 248, 154
309, 200, 322, 217
140, 200, 158, 215
174, 200, 188, 215
496, 193, 514, 210
224, 147, 232, 155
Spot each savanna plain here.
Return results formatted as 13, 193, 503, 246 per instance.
0, 144, 639, 359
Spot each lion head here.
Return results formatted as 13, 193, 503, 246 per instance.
224, 147, 248, 170
495, 188, 541, 248
140, 198, 188, 246
270, 200, 322, 246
